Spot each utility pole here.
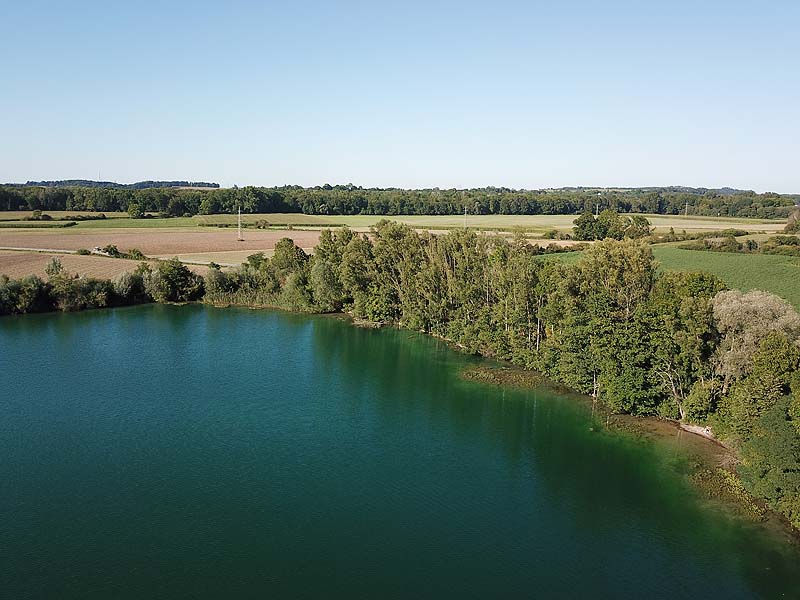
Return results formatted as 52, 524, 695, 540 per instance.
464, 204, 467, 229
238, 205, 243, 241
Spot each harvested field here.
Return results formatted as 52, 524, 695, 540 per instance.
195, 213, 786, 234
1, 251, 141, 280
0, 251, 211, 279
529, 239, 584, 248
0, 229, 321, 257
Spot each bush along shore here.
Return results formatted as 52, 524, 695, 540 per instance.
0, 256, 203, 314
2, 222, 799, 532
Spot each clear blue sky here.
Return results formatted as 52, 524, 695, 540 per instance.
2, 0, 798, 192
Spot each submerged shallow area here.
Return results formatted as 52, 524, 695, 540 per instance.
1, 304, 799, 599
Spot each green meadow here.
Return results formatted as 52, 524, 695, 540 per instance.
552, 247, 800, 309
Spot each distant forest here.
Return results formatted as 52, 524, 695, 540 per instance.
2, 180, 220, 190
0, 183, 796, 219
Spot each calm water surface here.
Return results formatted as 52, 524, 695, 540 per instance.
1, 305, 799, 599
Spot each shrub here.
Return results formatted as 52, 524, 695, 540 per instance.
101, 244, 122, 258
113, 271, 147, 303
145, 258, 204, 303
127, 203, 143, 219
0, 275, 51, 315
50, 276, 112, 312
125, 248, 147, 260
204, 267, 237, 296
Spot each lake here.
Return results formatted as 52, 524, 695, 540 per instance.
1, 304, 798, 599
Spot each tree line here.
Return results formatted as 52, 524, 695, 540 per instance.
5, 180, 219, 189
681, 233, 800, 256
2, 225, 798, 528
0, 184, 795, 219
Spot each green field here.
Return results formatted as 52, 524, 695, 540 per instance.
193, 213, 784, 234
553, 247, 800, 309
651, 247, 800, 308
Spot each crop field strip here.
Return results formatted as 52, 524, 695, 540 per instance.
0, 212, 786, 233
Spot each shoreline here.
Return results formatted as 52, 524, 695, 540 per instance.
457, 363, 800, 544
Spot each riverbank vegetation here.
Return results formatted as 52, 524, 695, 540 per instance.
203, 223, 800, 529
2, 223, 798, 530
0, 257, 202, 315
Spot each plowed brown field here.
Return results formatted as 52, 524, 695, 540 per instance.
0, 229, 321, 256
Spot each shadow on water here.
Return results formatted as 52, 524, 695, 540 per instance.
303, 311, 800, 598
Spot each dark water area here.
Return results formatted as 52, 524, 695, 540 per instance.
1, 304, 798, 599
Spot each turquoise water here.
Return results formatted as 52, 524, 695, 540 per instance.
1, 304, 798, 599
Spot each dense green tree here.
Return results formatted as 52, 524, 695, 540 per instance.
719, 333, 800, 438
573, 212, 606, 240
113, 270, 147, 303
738, 397, 800, 529
646, 272, 725, 420
270, 238, 309, 284
573, 210, 652, 241
0, 274, 50, 315
338, 235, 375, 317
127, 202, 143, 218
310, 228, 354, 312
